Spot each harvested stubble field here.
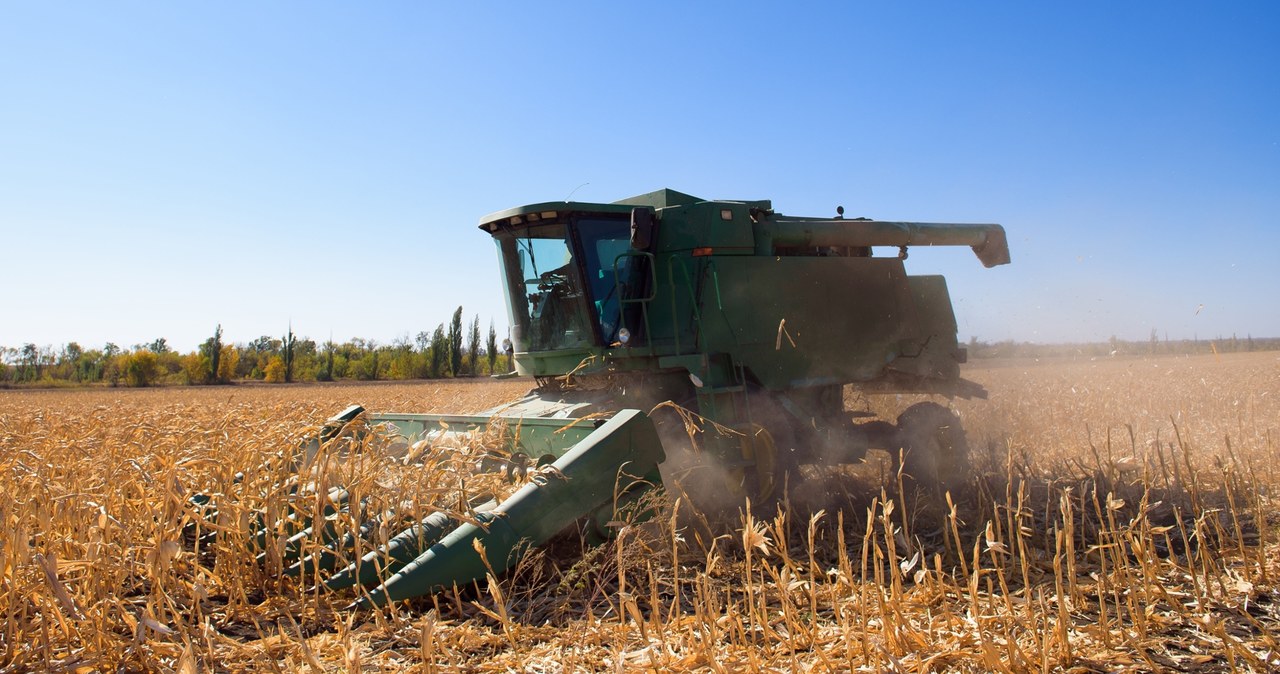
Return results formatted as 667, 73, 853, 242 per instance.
2, 352, 1278, 672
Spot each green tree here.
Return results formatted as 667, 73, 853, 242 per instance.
429, 324, 447, 378
18, 343, 39, 382
351, 339, 379, 381
486, 321, 497, 375
317, 339, 336, 382
75, 348, 104, 383
466, 315, 481, 375
57, 342, 83, 381
282, 324, 297, 383
200, 325, 224, 384
412, 330, 433, 379
447, 306, 463, 377
247, 335, 276, 353
102, 343, 122, 385
290, 338, 318, 381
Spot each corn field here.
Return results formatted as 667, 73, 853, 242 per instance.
2, 353, 1278, 672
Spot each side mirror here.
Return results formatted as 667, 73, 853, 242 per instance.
630, 207, 655, 250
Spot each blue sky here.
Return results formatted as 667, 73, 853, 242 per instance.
1, 2, 1276, 351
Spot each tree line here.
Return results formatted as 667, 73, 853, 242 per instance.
0, 307, 508, 388
966, 331, 1280, 360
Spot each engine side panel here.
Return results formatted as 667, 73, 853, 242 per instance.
703, 256, 928, 390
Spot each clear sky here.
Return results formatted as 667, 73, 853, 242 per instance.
2, 2, 1276, 352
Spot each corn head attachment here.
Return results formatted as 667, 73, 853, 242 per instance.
189, 402, 665, 606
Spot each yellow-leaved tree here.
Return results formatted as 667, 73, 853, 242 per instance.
181, 353, 207, 384
121, 351, 160, 387
263, 356, 286, 383
217, 345, 239, 383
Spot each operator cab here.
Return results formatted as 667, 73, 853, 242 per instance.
487, 210, 648, 355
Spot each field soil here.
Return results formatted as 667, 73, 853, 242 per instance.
2, 352, 1278, 671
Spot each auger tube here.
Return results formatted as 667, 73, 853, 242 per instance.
762, 217, 1011, 268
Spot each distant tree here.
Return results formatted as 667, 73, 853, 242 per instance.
264, 356, 286, 383
429, 324, 447, 378
71, 347, 104, 383
291, 338, 317, 381
179, 353, 201, 384
466, 315, 481, 375
282, 325, 297, 383
447, 306, 463, 377
56, 342, 83, 381
217, 345, 239, 382
40, 345, 56, 377
20, 343, 37, 380
61, 342, 83, 364
149, 337, 170, 354
247, 335, 276, 354
486, 321, 497, 375
347, 339, 379, 381
122, 350, 160, 387
317, 339, 336, 382
102, 343, 121, 383
200, 325, 224, 384
18, 343, 39, 382
155, 350, 184, 381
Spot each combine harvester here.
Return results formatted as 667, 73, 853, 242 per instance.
194, 189, 1009, 607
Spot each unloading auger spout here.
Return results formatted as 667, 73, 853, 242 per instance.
761, 216, 1010, 268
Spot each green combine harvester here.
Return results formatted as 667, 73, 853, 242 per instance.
195, 188, 1009, 607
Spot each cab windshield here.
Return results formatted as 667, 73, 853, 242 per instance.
495, 216, 644, 352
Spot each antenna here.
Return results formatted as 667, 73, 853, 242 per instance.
565, 182, 589, 202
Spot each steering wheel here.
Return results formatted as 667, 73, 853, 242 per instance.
536, 269, 569, 291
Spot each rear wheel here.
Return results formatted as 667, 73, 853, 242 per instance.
894, 402, 970, 491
